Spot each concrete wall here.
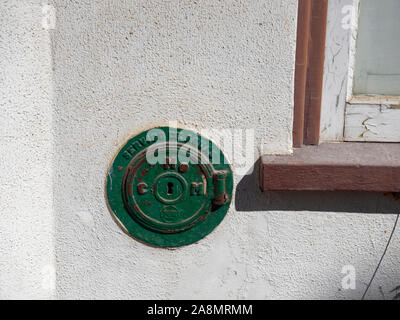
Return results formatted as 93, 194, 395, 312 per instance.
1, 0, 400, 300
0, 0, 55, 299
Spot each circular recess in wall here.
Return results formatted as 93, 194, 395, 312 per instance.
105, 127, 233, 248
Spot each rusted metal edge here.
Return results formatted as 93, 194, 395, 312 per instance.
260, 143, 400, 192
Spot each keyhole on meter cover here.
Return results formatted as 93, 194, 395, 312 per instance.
167, 182, 174, 195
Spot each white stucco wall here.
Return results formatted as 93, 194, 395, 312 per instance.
0, 1, 55, 299
1, 0, 399, 300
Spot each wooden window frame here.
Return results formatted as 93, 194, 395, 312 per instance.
293, 0, 327, 147
260, 0, 400, 192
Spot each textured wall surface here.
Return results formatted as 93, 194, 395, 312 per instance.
0, 0, 55, 299
52, 0, 298, 299
1, 0, 400, 300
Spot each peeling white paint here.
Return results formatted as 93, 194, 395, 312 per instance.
345, 0, 360, 103
321, 0, 354, 142
345, 104, 400, 142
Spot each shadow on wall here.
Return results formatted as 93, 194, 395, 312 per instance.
235, 160, 400, 214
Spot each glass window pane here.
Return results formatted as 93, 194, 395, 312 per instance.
353, 0, 400, 96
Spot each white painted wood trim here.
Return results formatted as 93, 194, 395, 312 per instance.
345, 104, 400, 142
345, 0, 359, 102
348, 95, 400, 106
320, 0, 354, 142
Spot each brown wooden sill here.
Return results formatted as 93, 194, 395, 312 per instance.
260, 143, 400, 192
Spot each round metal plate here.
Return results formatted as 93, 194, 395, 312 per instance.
106, 127, 233, 247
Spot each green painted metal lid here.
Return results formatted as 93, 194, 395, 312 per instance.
106, 127, 233, 247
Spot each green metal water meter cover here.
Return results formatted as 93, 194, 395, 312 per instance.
106, 127, 233, 247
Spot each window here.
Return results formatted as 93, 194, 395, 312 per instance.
351, 0, 400, 96
262, 0, 400, 192
321, 0, 400, 143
